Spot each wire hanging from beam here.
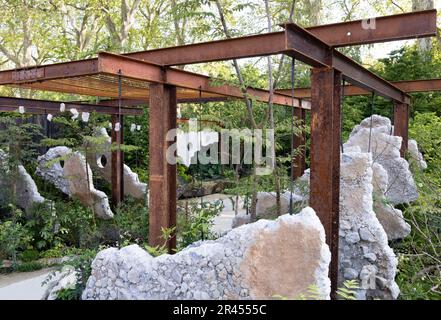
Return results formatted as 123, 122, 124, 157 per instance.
289, 56, 296, 216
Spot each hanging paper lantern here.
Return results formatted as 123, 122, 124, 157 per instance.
108, 122, 113, 129
60, 103, 66, 112
130, 123, 136, 132
70, 108, 79, 120
18, 106, 25, 114
82, 112, 90, 123
47, 114, 53, 122
114, 122, 121, 132
136, 125, 141, 131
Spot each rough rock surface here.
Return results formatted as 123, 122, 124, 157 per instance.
88, 128, 147, 200
36, 147, 113, 219
339, 150, 399, 300
345, 115, 418, 205
408, 139, 427, 170
64, 152, 113, 219
43, 266, 77, 300
0, 149, 46, 212
82, 207, 331, 300
36, 146, 72, 194
372, 162, 411, 241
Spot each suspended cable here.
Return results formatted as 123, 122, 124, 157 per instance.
289, 56, 296, 216
367, 92, 375, 153
340, 78, 345, 154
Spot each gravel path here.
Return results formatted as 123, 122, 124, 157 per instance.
0, 268, 54, 300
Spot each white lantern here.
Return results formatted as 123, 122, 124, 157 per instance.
60, 103, 66, 112
130, 123, 136, 132
114, 122, 121, 132
18, 106, 25, 114
136, 125, 141, 131
82, 112, 90, 123
47, 114, 53, 122
108, 122, 113, 129
70, 108, 79, 120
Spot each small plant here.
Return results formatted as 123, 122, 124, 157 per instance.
20, 248, 40, 262
336, 280, 359, 300
15, 261, 44, 272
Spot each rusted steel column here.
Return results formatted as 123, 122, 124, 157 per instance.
393, 101, 409, 157
111, 114, 124, 207
292, 107, 307, 179
148, 83, 177, 252
310, 67, 342, 299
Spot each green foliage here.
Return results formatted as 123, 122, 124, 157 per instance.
112, 197, 149, 245
177, 200, 223, 249
20, 248, 40, 262
336, 280, 359, 300
15, 261, 44, 272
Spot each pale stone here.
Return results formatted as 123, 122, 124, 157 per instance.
36, 147, 113, 219
345, 115, 418, 205
255, 191, 305, 219
0, 149, 47, 213
82, 207, 331, 300
42, 266, 77, 300
408, 139, 427, 170
339, 150, 399, 300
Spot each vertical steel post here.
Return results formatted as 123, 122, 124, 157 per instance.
393, 101, 409, 157
148, 83, 177, 252
292, 106, 307, 179
310, 67, 342, 299
111, 114, 124, 207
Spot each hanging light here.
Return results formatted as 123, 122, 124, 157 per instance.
130, 123, 136, 132
136, 125, 141, 131
18, 106, 25, 114
108, 122, 113, 129
70, 108, 79, 120
81, 112, 90, 123
47, 114, 53, 122
60, 103, 66, 112
114, 122, 121, 132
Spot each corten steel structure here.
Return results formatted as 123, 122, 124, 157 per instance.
0, 10, 437, 298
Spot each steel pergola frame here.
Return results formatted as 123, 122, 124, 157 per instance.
0, 9, 438, 299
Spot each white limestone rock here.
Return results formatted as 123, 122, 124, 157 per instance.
372, 163, 411, 241
64, 151, 113, 219
408, 139, 427, 170
0, 149, 47, 213
339, 151, 399, 300
36, 147, 113, 219
36, 146, 72, 195
255, 191, 305, 219
345, 115, 418, 205
88, 128, 147, 200
43, 266, 77, 300
82, 207, 331, 300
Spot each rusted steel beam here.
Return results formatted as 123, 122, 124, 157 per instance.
111, 115, 124, 207
0, 96, 142, 115
292, 107, 307, 179
125, 11, 437, 65
304, 10, 437, 47
283, 24, 410, 104
277, 79, 441, 98
97, 52, 308, 108
148, 84, 177, 252
393, 102, 409, 157
309, 67, 341, 299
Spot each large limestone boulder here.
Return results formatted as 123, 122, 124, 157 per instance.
372, 162, 411, 241
339, 150, 399, 300
0, 149, 47, 213
408, 139, 427, 170
82, 207, 331, 300
345, 115, 418, 205
36, 147, 113, 219
88, 128, 147, 200
64, 152, 113, 219
36, 146, 71, 194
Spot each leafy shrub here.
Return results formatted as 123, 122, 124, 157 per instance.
15, 261, 44, 272
0, 217, 32, 266
112, 197, 149, 245
20, 249, 40, 262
